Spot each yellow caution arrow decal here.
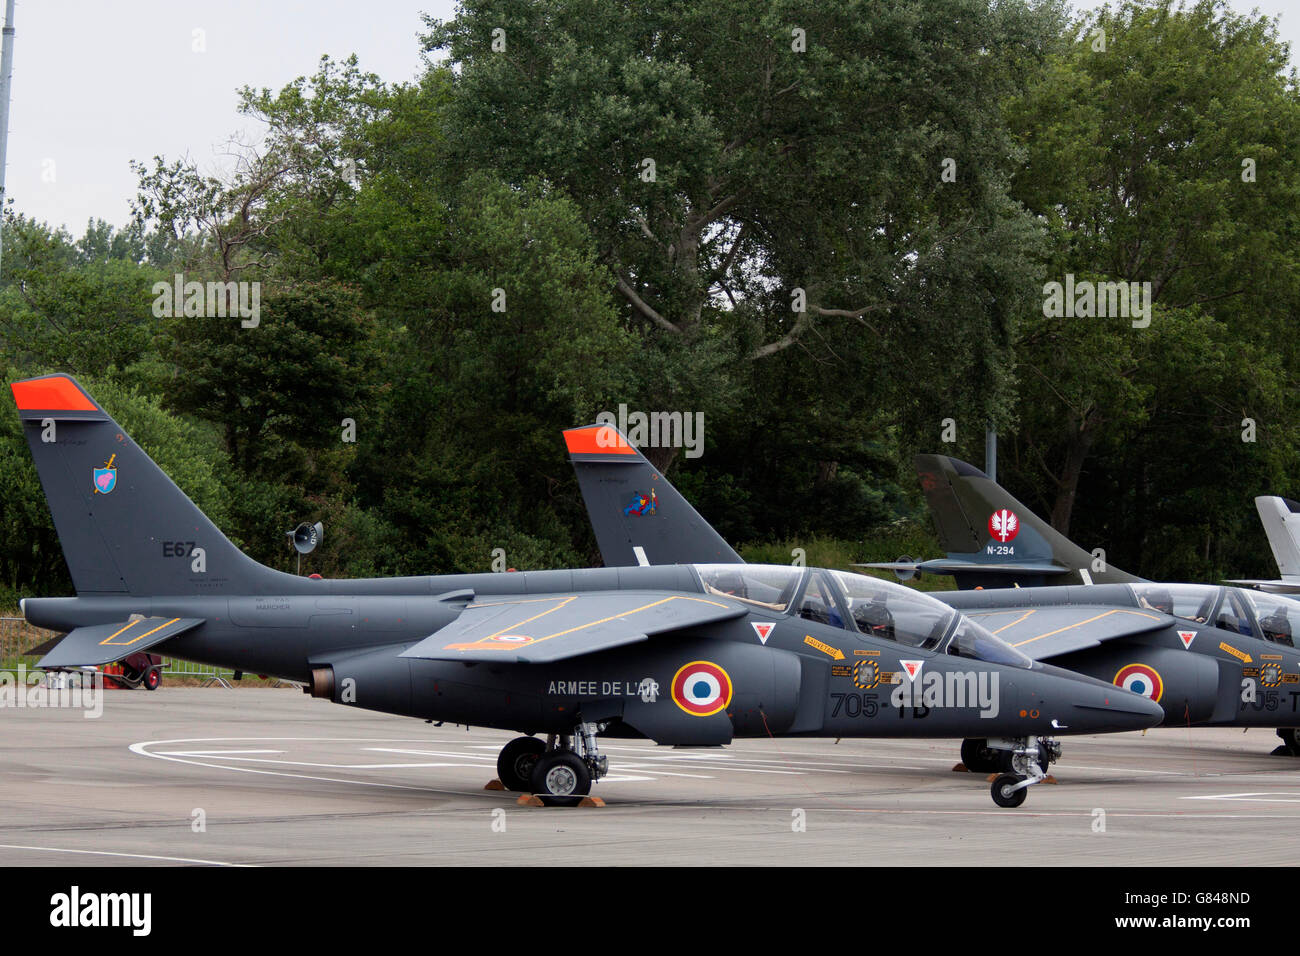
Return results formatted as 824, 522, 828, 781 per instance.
1220, 642, 1253, 665
803, 635, 844, 661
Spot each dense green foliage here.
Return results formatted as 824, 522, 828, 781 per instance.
2, 0, 1298, 605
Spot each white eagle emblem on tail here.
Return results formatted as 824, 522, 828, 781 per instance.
988, 509, 1019, 543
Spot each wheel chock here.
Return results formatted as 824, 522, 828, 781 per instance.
516, 794, 545, 807
484, 779, 506, 791
578, 796, 606, 808
952, 762, 969, 773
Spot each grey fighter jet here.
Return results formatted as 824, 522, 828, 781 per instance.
8, 376, 1162, 808
865, 455, 1300, 758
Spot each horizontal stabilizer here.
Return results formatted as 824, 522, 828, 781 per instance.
964, 605, 1171, 661
38, 617, 203, 668
856, 559, 1071, 577
401, 590, 745, 663
1225, 578, 1300, 594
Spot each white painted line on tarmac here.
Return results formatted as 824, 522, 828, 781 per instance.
1183, 792, 1300, 802
0, 843, 255, 867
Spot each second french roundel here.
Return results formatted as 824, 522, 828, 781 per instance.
671, 661, 734, 717
1113, 663, 1164, 703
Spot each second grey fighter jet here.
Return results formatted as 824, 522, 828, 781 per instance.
877, 454, 1300, 758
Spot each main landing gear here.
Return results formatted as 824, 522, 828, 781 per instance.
496, 722, 609, 807
961, 736, 1060, 808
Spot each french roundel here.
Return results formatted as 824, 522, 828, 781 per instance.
1113, 663, 1163, 703
671, 661, 734, 717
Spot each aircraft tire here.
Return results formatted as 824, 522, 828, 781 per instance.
530, 751, 592, 807
497, 736, 546, 791
1276, 728, 1300, 754
991, 773, 1028, 808
960, 738, 1002, 773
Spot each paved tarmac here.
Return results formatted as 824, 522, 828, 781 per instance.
2, 687, 1299, 865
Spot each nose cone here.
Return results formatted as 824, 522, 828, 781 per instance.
1028, 665, 1165, 734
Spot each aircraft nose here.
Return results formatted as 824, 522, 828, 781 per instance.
1068, 685, 1165, 732
1028, 667, 1165, 733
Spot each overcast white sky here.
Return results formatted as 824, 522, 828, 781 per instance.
8, 0, 1300, 234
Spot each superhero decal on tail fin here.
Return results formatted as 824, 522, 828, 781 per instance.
564, 424, 742, 568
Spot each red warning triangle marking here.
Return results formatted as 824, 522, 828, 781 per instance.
1178, 630, 1196, 649
900, 660, 924, 681
752, 622, 774, 645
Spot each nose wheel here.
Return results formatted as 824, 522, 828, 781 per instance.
991, 773, 1028, 808
987, 736, 1056, 808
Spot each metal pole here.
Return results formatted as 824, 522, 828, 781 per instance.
984, 424, 997, 483
0, 0, 16, 279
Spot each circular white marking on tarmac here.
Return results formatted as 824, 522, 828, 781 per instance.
130, 737, 503, 796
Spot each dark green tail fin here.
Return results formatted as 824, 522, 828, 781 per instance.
909, 454, 1142, 588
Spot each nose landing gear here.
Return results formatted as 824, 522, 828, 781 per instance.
989, 736, 1059, 808
961, 736, 1055, 776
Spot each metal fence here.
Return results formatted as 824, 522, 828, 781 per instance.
0, 615, 237, 687
0, 615, 43, 667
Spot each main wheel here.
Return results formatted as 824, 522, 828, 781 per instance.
143, 667, 162, 691
1277, 728, 1300, 753
991, 773, 1028, 808
960, 738, 1001, 773
496, 736, 546, 792
529, 751, 592, 807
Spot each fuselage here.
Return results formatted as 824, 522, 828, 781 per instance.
24, 563, 1161, 743
938, 582, 1300, 727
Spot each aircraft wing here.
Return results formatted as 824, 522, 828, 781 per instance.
400, 590, 746, 664
964, 605, 1172, 661
37, 617, 203, 668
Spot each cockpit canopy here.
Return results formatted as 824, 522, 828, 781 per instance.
693, 564, 1031, 668
1241, 591, 1298, 647
1131, 582, 1296, 647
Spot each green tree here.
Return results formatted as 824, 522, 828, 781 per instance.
1002, 0, 1300, 577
